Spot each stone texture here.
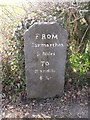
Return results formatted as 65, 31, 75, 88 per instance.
24, 22, 68, 98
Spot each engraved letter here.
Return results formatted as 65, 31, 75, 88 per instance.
52, 34, 58, 39
36, 33, 40, 39
47, 34, 51, 39
45, 61, 50, 66
41, 61, 45, 67
42, 34, 46, 39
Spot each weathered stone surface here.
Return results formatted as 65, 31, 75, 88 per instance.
24, 22, 68, 98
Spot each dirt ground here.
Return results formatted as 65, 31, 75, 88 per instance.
2, 86, 88, 119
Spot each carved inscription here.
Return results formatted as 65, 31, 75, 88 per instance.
32, 33, 60, 80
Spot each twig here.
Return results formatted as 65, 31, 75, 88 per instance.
70, 17, 82, 23
78, 26, 89, 52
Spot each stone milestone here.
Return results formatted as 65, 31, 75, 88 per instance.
24, 22, 68, 98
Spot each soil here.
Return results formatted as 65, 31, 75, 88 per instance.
2, 86, 88, 118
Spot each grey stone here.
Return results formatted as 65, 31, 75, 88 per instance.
24, 22, 68, 98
